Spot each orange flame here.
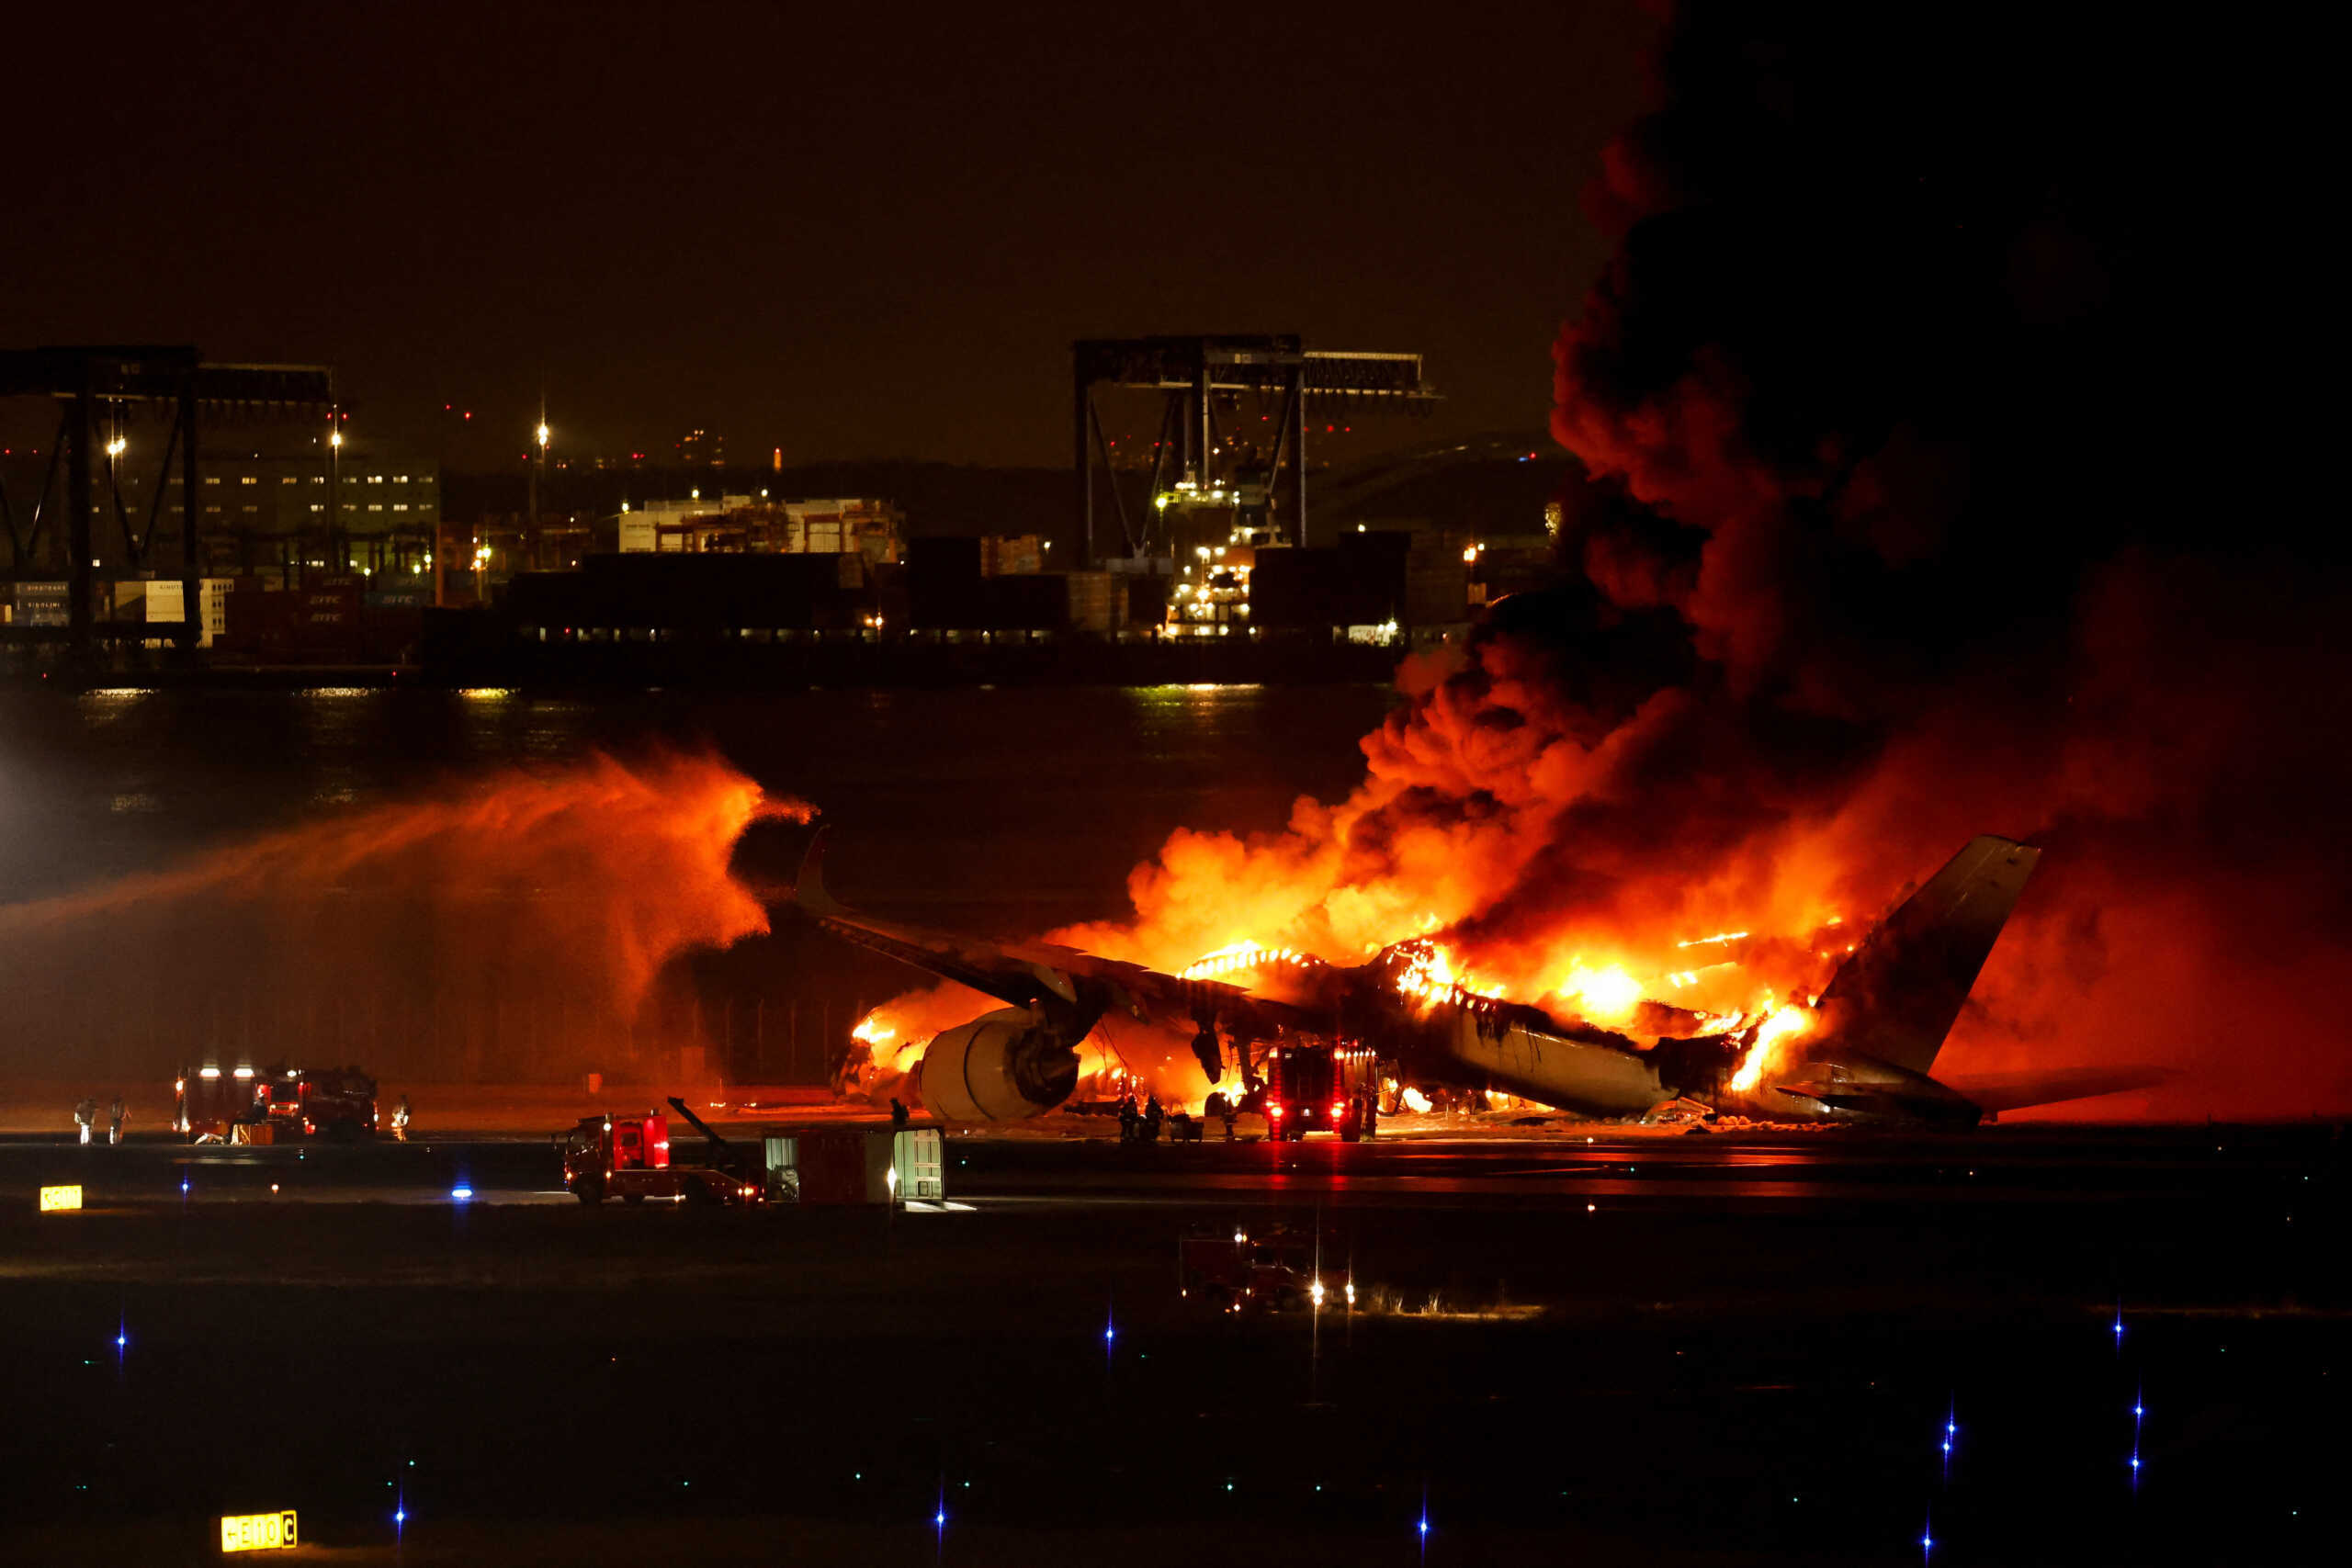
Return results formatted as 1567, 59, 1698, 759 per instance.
1728, 1001, 1813, 1093
1549, 963, 1644, 1024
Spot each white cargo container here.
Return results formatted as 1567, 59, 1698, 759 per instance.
759, 1124, 943, 1205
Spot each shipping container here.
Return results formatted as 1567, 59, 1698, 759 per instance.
1252, 536, 1409, 629
893, 1127, 944, 1200
981, 572, 1069, 630
980, 535, 1046, 577
791, 1127, 897, 1205
1063, 570, 1123, 634
12, 581, 71, 626
110, 579, 187, 625
908, 536, 984, 630
508, 552, 868, 635
1402, 558, 1469, 627
759, 1124, 940, 1205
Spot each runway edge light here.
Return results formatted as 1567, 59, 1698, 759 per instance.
40, 1185, 83, 1212
220, 1510, 298, 1551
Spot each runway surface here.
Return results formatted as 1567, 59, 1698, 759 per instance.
3, 1122, 2344, 1566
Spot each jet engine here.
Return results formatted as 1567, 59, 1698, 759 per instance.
917, 1008, 1082, 1122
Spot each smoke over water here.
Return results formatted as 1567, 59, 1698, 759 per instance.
1, 753, 806, 1083
861, 6, 2346, 1119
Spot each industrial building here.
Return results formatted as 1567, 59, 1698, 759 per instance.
2, 442, 440, 586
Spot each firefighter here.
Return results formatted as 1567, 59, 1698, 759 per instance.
391, 1094, 413, 1142
1142, 1094, 1164, 1143
1116, 1094, 1138, 1143
74, 1097, 97, 1145
889, 1097, 910, 1129
107, 1096, 127, 1146
1220, 1095, 1238, 1141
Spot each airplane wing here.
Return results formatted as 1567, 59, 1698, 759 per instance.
1940, 1066, 2175, 1114
787, 829, 1319, 1042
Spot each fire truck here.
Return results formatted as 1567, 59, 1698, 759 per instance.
561, 1100, 763, 1207
1177, 1223, 1317, 1313
1258, 1041, 1379, 1142
174, 1064, 378, 1142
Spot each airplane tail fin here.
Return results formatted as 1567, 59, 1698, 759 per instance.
1815, 835, 2041, 1077
792, 827, 842, 916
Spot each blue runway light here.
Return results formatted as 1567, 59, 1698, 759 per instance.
394, 1510, 406, 1524
115, 1334, 126, 1348
935, 1510, 945, 1526
450, 1185, 474, 1201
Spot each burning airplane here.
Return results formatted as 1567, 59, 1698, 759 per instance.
800, 830, 2098, 1129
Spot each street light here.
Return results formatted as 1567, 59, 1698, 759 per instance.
326, 413, 345, 588
527, 412, 551, 559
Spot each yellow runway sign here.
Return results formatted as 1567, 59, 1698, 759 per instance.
38, 1185, 82, 1212
220, 1511, 298, 1551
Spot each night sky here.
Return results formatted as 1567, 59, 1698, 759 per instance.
6, 3, 1656, 468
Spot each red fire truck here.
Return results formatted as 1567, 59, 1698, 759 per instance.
1177, 1223, 1317, 1313
258, 1066, 379, 1141
1259, 1042, 1378, 1142
174, 1064, 378, 1142
561, 1106, 763, 1207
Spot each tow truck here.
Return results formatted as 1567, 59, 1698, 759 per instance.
561, 1099, 763, 1207
1259, 1041, 1378, 1142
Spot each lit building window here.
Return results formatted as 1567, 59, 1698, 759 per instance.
368, 503, 384, 512
241, 476, 258, 484
311, 475, 326, 483
202, 477, 220, 485
280, 476, 298, 484
392, 503, 409, 512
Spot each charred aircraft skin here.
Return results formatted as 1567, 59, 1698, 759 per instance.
1732, 836, 2041, 1128
792, 830, 2045, 1132
1364, 988, 1695, 1120
1727, 1059, 1986, 1128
